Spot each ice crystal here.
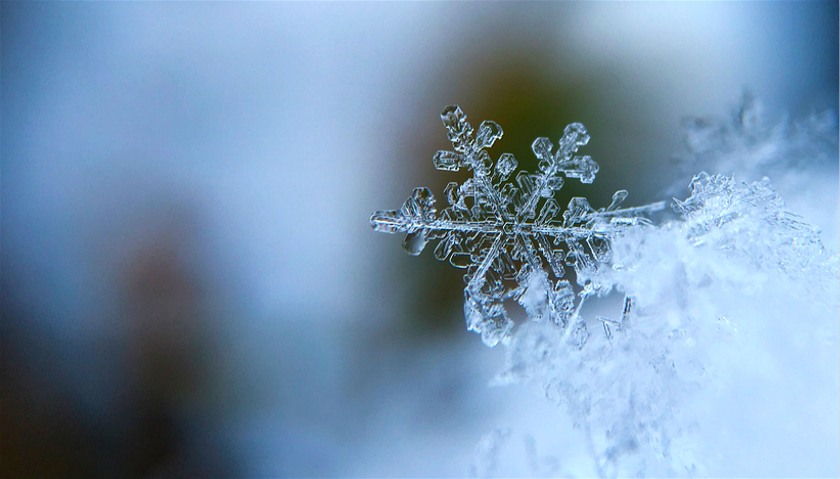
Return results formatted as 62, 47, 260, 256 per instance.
371, 100, 838, 477
488, 103, 838, 477
674, 172, 837, 286
371, 106, 665, 346
492, 172, 838, 477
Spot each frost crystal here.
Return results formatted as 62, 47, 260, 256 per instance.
370, 101, 838, 476
674, 172, 836, 281
488, 102, 838, 477
371, 105, 664, 346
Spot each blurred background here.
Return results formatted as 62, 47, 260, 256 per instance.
2, 2, 837, 477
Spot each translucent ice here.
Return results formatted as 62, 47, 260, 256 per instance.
371, 106, 665, 346
371, 101, 839, 477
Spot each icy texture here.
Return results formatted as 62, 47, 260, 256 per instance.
671, 93, 839, 244
371, 102, 839, 477
674, 172, 837, 287
371, 105, 665, 346
496, 172, 839, 477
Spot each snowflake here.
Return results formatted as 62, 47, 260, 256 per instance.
371, 105, 664, 346
371, 101, 839, 477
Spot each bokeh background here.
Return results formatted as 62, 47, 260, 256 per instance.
2, 2, 837, 477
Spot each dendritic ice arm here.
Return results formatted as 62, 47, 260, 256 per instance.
371, 105, 665, 347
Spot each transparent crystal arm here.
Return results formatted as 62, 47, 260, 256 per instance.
600, 201, 667, 217
467, 233, 505, 293
371, 209, 615, 239
516, 235, 562, 324
516, 125, 596, 222
438, 105, 507, 221
474, 174, 508, 220
370, 211, 501, 235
